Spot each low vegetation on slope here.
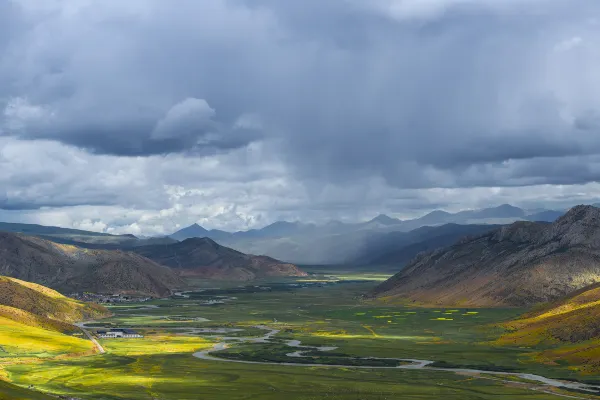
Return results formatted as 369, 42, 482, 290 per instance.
499, 282, 600, 345
497, 282, 600, 374
0, 277, 107, 398
0, 232, 184, 297
372, 205, 600, 306
0, 313, 95, 360
0, 306, 74, 333
0, 277, 109, 324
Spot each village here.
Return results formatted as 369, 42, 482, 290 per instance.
69, 292, 152, 304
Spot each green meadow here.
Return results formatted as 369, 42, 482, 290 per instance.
3, 273, 600, 399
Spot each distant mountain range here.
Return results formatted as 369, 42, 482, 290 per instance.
169, 204, 566, 264
0, 203, 576, 286
0, 221, 177, 248
372, 205, 600, 307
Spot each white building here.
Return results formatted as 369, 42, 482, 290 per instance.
97, 329, 143, 339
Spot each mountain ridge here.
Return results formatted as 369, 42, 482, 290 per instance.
166, 204, 566, 264
134, 237, 307, 280
0, 232, 184, 297
372, 205, 600, 307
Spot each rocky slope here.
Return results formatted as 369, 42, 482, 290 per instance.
134, 237, 307, 280
372, 205, 600, 306
0, 232, 184, 297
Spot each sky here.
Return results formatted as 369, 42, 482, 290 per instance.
1, 0, 600, 235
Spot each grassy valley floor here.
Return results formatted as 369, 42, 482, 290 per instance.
3, 269, 600, 399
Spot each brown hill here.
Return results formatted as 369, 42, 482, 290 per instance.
372, 205, 600, 306
0, 232, 184, 297
0, 276, 108, 324
134, 237, 307, 280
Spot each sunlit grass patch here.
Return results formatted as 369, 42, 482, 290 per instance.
0, 316, 94, 359
319, 273, 392, 282
311, 331, 438, 341
431, 318, 454, 321
101, 334, 213, 356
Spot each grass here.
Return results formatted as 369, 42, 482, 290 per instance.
3, 273, 600, 399
0, 379, 55, 400
6, 354, 572, 400
99, 334, 213, 356
0, 315, 94, 360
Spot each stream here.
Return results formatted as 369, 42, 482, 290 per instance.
192, 326, 600, 397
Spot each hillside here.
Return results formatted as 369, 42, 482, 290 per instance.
0, 233, 184, 297
134, 237, 307, 280
0, 278, 105, 386
500, 282, 600, 345
372, 205, 600, 307
0, 276, 109, 324
497, 282, 600, 374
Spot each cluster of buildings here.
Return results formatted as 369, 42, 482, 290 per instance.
69, 292, 151, 304
96, 328, 143, 339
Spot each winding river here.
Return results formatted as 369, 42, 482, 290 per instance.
193, 326, 600, 398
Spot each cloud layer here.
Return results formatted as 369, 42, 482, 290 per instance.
1, 0, 600, 233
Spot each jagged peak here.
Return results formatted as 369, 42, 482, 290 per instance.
492, 220, 543, 243
555, 205, 600, 225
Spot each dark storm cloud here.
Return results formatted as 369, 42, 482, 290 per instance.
1, 0, 600, 189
